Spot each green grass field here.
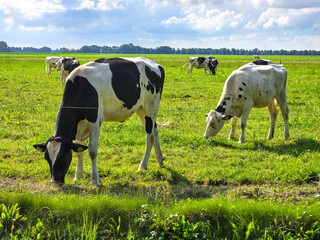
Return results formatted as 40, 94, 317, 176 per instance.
0, 53, 320, 239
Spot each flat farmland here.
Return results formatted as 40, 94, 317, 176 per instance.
0, 53, 320, 239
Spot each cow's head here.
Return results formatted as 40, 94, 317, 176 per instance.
208, 60, 219, 75
33, 137, 87, 184
204, 110, 231, 138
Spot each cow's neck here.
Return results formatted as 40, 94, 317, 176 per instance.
54, 103, 78, 142
215, 94, 233, 115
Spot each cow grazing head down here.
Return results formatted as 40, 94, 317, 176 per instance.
204, 110, 231, 138
34, 57, 165, 186
203, 61, 289, 143
207, 58, 219, 75
33, 137, 87, 184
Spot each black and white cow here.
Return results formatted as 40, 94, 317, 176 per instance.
186, 57, 219, 75
56, 57, 80, 84
204, 60, 289, 143
33, 57, 165, 186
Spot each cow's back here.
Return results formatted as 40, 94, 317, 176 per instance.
223, 64, 287, 108
68, 57, 164, 122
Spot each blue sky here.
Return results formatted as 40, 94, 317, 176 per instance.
0, 0, 319, 50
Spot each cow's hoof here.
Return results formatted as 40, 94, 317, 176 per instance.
137, 167, 147, 172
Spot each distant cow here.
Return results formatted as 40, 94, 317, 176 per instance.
253, 55, 260, 60
33, 57, 165, 186
56, 57, 80, 84
186, 57, 219, 75
45, 56, 62, 76
204, 61, 289, 143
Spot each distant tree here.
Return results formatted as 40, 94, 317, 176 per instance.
0, 41, 10, 52
156, 46, 174, 54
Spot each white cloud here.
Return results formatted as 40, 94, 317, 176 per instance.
0, 0, 65, 19
97, 0, 126, 10
4, 17, 13, 30
244, 7, 320, 30
75, 0, 95, 10
19, 25, 58, 32
162, 9, 243, 31
251, 0, 320, 9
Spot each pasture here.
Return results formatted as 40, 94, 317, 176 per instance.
0, 53, 320, 239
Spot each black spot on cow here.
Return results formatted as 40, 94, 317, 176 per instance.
242, 82, 246, 86
197, 57, 206, 65
239, 87, 244, 91
145, 65, 164, 95
95, 58, 141, 110
238, 94, 242, 98
244, 97, 247, 100
145, 116, 153, 134
253, 60, 269, 65
266, 90, 269, 94
215, 105, 226, 114
222, 100, 227, 106
56, 76, 98, 140
62, 57, 80, 73
225, 97, 231, 100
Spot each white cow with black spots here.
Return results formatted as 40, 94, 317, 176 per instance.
204, 60, 289, 143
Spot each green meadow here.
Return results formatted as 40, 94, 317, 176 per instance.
0, 53, 320, 239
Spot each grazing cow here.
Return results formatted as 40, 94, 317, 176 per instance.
45, 56, 62, 76
56, 57, 80, 84
204, 61, 289, 143
206, 57, 219, 75
252, 59, 273, 65
33, 57, 165, 186
253, 55, 260, 60
186, 57, 219, 75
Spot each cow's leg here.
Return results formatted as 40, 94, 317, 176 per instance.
48, 66, 51, 76
74, 121, 90, 182
267, 99, 278, 139
228, 117, 237, 140
136, 110, 164, 170
88, 121, 101, 186
153, 124, 165, 166
276, 90, 290, 140
188, 64, 192, 74
239, 107, 252, 143
74, 142, 84, 181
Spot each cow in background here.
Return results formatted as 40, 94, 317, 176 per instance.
45, 56, 62, 76
185, 57, 219, 75
56, 57, 80, 84
204, 61, 289, 143
253, 55, 260, 60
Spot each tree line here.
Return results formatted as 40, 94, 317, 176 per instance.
1, 41, 319, 55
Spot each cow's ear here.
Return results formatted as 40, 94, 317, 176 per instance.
222, 115, 232, 121
33, 143, 47, 152
71, 143, 88, 153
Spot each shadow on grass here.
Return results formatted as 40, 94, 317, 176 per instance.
164, 166, 191, 185
207, 137, 320, 157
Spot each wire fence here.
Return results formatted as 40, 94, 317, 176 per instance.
1, 102, 319, 118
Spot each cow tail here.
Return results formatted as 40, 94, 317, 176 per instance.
156, 121, 172, 128
182, 61, 188, 68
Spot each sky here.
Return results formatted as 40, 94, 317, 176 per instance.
0, 0, 320, 50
